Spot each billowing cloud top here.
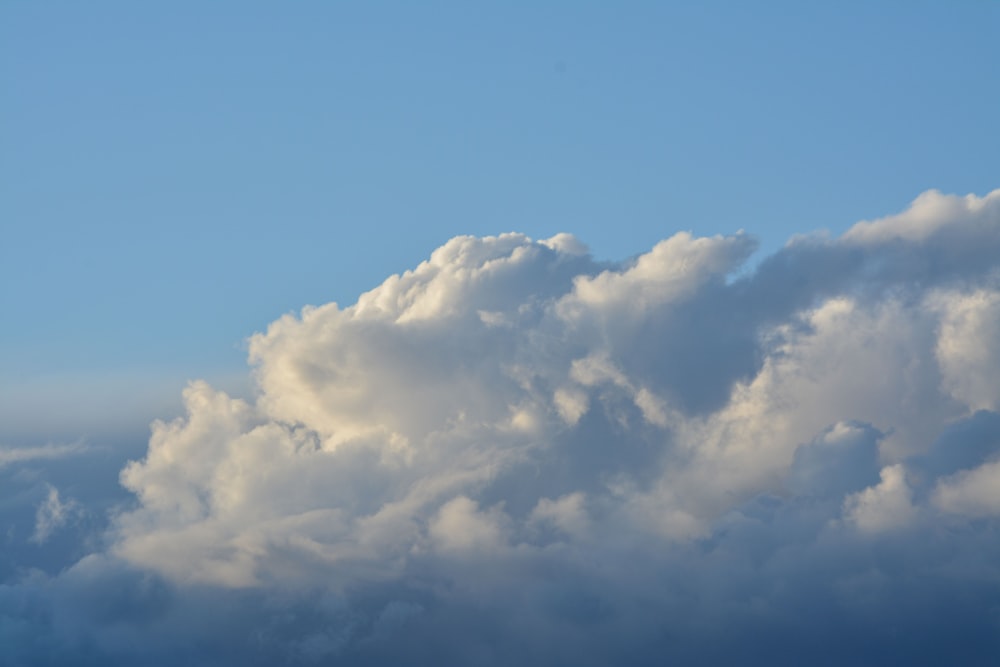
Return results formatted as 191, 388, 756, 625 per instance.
6, 189, 1000, 665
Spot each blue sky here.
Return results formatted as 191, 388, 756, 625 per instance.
3, 4, 1000, 664
3, 2, 998, 414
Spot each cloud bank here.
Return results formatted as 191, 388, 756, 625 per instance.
4, 189, 1000, 665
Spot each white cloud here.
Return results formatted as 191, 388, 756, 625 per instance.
559, 231, 756, 317
9, 190, 998, 664
931, 288, 1000, 413
0, 442, 88, 468
933, 460, 1000, 517
107, 194, 1000, 593
843, 188, 1000, 244
528, 492, 589, 538
429, 496, 509, 553
843, 464, 917, 533
30, 484, 83, 544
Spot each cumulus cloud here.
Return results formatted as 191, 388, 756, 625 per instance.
5, 188, 1000, 665
932, 288, 1000, 411
842, 464, 917, 533
933, 461, 1000, 517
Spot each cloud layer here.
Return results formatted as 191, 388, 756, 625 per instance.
4, 189, 1000, 665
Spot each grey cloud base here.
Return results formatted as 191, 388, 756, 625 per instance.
3, 189, 1000, 665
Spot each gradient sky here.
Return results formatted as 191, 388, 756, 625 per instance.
3, 1, 998, 437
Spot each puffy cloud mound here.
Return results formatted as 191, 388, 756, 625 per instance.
6, 189, 1000, 665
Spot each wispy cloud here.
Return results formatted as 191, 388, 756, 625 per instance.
30, 484, 84, 544
0, 442, 88, 469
